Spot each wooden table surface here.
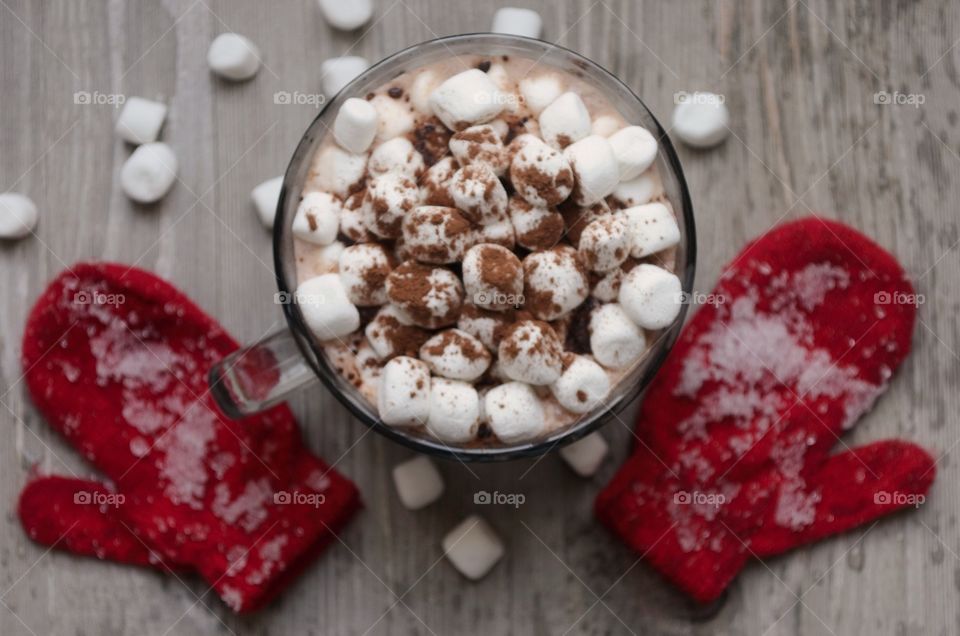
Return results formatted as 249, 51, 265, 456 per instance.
2, 1, 959, 634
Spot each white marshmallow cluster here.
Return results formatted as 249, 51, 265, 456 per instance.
429, 69, 504, 131
292, 191, 341, 244
419, 329, 491, 381
550, 355, 611, 414
498, 321, 563, 385
379, 356, 431, 426
296, 273, 361, 340
338, 243, 392, 306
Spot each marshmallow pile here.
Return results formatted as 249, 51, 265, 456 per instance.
294, 56, 686, 447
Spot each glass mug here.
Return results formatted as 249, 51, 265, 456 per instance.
209, 33, 696, 461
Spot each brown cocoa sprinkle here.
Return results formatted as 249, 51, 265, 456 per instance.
477, 60, 492, 72
565, 296, 598, 354
388, 86, 403, 99
576, 390, 587, 403
556, 133, 573, 149
478, 244, 521, 292
376, 314, 430, 358
410, 117, 452, 166
365, 92, 375, 100
423, 329, 491, 363
386, 260, 462, 326
306, 212, 318, 232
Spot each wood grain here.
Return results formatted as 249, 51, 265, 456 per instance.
1, 0, 959, 634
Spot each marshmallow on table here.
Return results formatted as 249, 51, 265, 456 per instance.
429, 69, 504, 131
509, 134, 574, 207
522, 246, 589, 321
338, 243, 392, 306
427, 378, 481, 442
292, 191, 340, 244
457, 303, 514, 352
403, 206, 472, 264
484, 381, 546, 443
340, 192, 372, 242
539, 92, 592, 149
550, 355, 610, 414
608, 126, 658, 181
115, 97, 167, 145
420, 329, 491, 381
370, 94, 416, 142
378, 356, 431, 426
449, 164, 508, 225
462, 243, 524, 311
393, 456, 444, 510
365, 304, 429, 360
450, 124, 508, 176
671, 93, 729, 148
559, 432, 609, 477
386, 260, 464, 329
312, 144, 367, 198
519, 74, 564, 116
368, 137, 425, 179
318, 0, 372, 31
578, 215, 630, 272
563, 135, 619, 206
589, 302, 646, 369
121, 142, 178, 204
618, 263, 683, 330
420, 156, 458, 207
333, 98, 378, 155
296, 273, 361, 340
249, 176, 283, 228
321, 56, 370, 96
442, 515, 504, 580
591, 115, 621, 137
207, 33, 260, 81
0, 193, 38, 239
621, 201, 681, 258
362, 173, 422, 239
491, 7, 543, 38
611, 171, 663, 208
498, 321, 563, 385
509, 197, 564, 251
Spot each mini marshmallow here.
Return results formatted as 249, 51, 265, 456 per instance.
369, 94, 416, 142
563, 135, 619, 205
410, 70, 442, 115
362, 173, 421, 239
368, 137, 425, 179
378, 356, 431, 426
491, 7, 543, 38
320, 56, 370, 96
0, 193, 38, 239
611, 171, 663, 208
115, 97, 167, 145
207, 33, 260, 81
578, 215, 630, 272
591, 115, 621, 137
340, 192, 372, 242
365, 304, 428, 360
509, 134, 574, 207
386, 260, 464, 329
470, 217, 515, 250
312, 144, 367, 198
393, 455, 443, 510
355, 340, 382, 389
402, 206, 471, 264
550, 355, 611, 414
589, 302, 646, 369
621, 202, 680, 258
559, 432, 609, 477
338, 243, 392, 306
121, 142, 178, 204
671, 93, 729, 148
427, 378, 481, 442
429, 69, 504, 131
457, 303, 514, 351
250, 176, 283, 228
518, 74, 564, 116
296, 273, 361, 340
509, 197, 564, 251
558, 199, 610, 246
420, 156, 458, 207
591, 265, 626, 302
462, 243, 524, 311
318, 0, 372, 30
498, 321, 563, 385
298, 240, 345, 276
393, 456, 444, 510
484, 382, 546, 443
449, 164, 508, 225
618, 263, 683, 330
333, 98, 378, 155
449, 124, 508, 176
539, 92, 591, 149
443, 515, 504, 580
608, 126, 658, 181
420, 329, 491, 381
522, 246, 589, 321
292, 191, 341, 244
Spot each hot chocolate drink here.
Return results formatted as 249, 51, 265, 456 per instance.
291, 53, 682, 447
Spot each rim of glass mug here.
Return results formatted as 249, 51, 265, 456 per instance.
213, 33, 696, 461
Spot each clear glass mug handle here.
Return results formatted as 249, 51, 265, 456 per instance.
209, 329, 316, 419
